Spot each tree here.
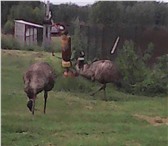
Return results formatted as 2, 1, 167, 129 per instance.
1, 1, 19, 26
72, 17, 87, 59
116, 40, 150, 92
32, 7, 45, 24
3, 20, 14, 34
89, 1, 120, 26
51, 4, 79, 24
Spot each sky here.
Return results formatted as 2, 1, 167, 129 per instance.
45, 0, 168, 6
44, 0, 96, 6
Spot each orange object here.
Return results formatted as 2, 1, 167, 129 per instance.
63, 70, 78, 78
61, 34, 71, 62
63, 71, 69, 77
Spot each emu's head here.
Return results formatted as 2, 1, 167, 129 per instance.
25, 90, 34, 112
24, 84, 34, 112
75, 50, 85, 72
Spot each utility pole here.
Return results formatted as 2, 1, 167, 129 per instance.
42, 0, 52, 49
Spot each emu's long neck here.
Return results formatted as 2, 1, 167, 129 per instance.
78, 64, 95, 81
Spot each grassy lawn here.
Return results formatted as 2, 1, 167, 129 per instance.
1, 49, 168, 146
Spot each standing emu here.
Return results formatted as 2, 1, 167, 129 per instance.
76, 56, 121, 101
23, 62, 56, 115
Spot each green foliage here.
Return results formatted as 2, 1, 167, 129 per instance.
2, 1, 168, 30
1, 34, 20, 50
90, 1, 168, 26
143, 43, 154, 62
116, 40, 148, 88
1, 34, 44, 52
3, 20, 14, 34
32, 6, 45, 24
139, 55, 168, 95
90, 1, 119, 25
116, 40, 167, 96
51, 4, 80, 24
1, 1, 19, 26
72, 18, 88, 55
2, 1, 44, 33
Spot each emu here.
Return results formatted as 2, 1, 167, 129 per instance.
23, 62, 56, 115
76, 58, 121, 101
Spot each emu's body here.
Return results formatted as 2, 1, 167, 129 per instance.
23, 62, 56, 114
76, 60, 121, 100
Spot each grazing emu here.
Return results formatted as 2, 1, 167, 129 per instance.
23, 62, 56, 115
76, 56, 121, 101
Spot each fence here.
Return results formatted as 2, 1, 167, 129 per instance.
70, 23, 168, 63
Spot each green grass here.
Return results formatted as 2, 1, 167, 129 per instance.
2, 49, 168, 146
51, 36, 61, 53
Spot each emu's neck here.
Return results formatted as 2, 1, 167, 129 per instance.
78, 64, 95, 81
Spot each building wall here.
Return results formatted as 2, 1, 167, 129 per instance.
14, 22, 25, 45
15, 22, 40, 46
25, 26, 38, 46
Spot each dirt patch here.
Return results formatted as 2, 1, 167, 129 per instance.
134, 114, 168, 126
125, 140, 141, 146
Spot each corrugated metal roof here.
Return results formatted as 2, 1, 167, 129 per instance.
15, 20, 43, 28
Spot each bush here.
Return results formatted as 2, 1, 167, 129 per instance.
1, 34, 21, 50
138, 55, 168, 95
1, 34, 44, 51
3, 20, 14, 34
116, 40, 150, 93
116, 40, 167, 96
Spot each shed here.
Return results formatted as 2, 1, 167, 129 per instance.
14, 20, 43, 46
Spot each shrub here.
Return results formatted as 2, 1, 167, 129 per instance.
1, 34, 44, 51
116, 40, 149, 93
138, 55, 168, 96
116, 40, 167, 96
1, 34, 20, 50
3, 20, 14, 34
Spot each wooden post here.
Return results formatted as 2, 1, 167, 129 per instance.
87, 25, 90, 60
42, 0, 51, 49
101, 25, 105, 59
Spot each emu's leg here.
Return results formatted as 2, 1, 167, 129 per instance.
103, 84, 107, 101
90, 84, 106, 96
32, 97, 36, 115
44, 91, 48, 114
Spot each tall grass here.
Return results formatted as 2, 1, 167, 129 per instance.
51, 36, 61, 53
1, 34, 20, 50
1, 34, 63, 54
